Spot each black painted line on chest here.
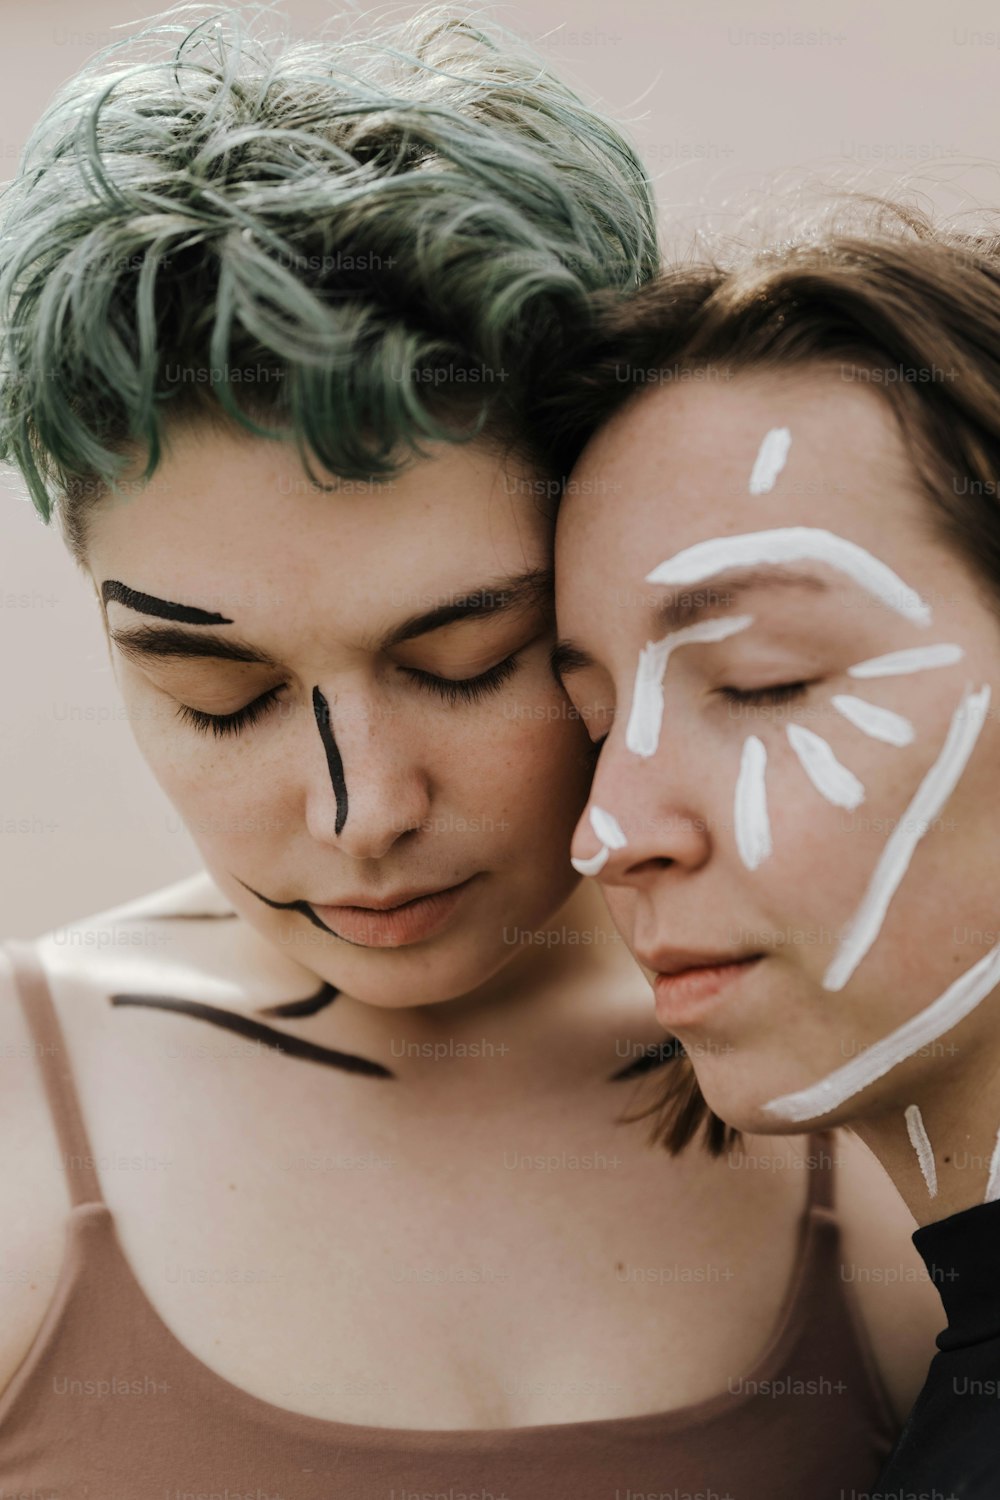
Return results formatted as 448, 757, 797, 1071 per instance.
109, 993, 393, 1078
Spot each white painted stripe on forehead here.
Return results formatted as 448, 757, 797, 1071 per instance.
831, 695, 915, 748
848, 644, 964, 678
591, 805, 627, 849
646, 527, 932, 627
905, 1104, 938, 1198
571, 846, 609, 877
762, 938, 1000, 1123
624, 615, 754, 759
786, 724, 866, 809
748, 427, 792, 495
734, 734, 772, 869
823, 681, 991, 992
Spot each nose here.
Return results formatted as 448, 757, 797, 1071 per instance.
305, 683, 431, 861
569, 728, 710, 887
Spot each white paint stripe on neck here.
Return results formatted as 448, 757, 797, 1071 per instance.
762, 938, 1000, 1123
905, 1104, 938, 1197
831, 695, 915, 747
734, 734, 772, 869
646, 528, 932, 627
748, 427, 792, 495
823, 682, 992, 992
624, 615, 754, 759
591, 805, 627, 849
985, 1127, 1000, 1203
786, 724, 866, 809
847, 644, 964, 678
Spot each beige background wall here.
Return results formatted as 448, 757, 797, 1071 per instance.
4, 0, 999, 937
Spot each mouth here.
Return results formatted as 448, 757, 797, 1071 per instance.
651, 953, 765, 1029
308, 875, 479, 949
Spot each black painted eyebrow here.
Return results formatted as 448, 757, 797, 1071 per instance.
101, 579, 233, 625
551, 566, 831, 687
102, 567, 553, 667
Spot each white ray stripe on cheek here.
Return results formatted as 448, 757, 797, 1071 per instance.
734, 734, 772, 869
624, 615, 754, 759
823, 681, 991, 992
831, 695, 915, 748
848, 644, 964, 678
591, 806, 627, 849
748, 427, 792, 495
786, 724, 866, 809
985, 1128, 1000, 1203
571, 847, 610, 877
646, 528, 933, 628
905, 1104, 938, 1198
762, 938, 1000, 1123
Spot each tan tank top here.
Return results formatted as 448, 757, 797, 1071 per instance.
0, 937, 898, 1498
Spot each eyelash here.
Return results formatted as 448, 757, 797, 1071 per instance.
175, 654, 523, 738
717, 681, 814, 707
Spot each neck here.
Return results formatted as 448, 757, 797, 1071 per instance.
850, 1037, 1000, 1227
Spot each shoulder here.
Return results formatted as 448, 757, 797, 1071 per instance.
833, 1127, 944, 1423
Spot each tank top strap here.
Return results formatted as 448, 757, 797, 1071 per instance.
3, 938, 104, 1207
803, 1128, 836, 1213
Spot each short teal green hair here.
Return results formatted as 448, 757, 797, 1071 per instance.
0, 2, 658, 561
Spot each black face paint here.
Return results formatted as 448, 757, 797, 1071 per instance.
236, 875, 369, 944
101, 579, 233, 626
109, 991, 392, 1078
311, 685, 349, 835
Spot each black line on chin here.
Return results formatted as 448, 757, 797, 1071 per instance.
236, 877, 367, 946
109, 993, 393, 1078
312, 685, 349, 835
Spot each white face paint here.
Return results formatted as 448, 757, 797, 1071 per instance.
831, 695, 915, 748
624, 615, 754, 759
823, 682, 991, 992
571, 846, 609, 877
847, 644, 964, 678
570, 805, 627, 877
639, 526, 990, 1129
748, 427, 792, 495
762, 938, 1000, 1123
733, 734, 772, 870
786, 723, 866, 810
646, 527, 933, 628
905, 1103, 938, 1198
590, 805, 627, 849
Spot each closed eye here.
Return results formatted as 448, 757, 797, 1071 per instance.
717, 681, 815, 707
176, 685, 287, 739
398, 651, 522, 705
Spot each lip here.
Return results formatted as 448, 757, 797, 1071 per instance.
651, 954, 765, 1029
309, 876, 477, 948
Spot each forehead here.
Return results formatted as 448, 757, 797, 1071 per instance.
555, 368, 924, 598
86, 424, 552, 626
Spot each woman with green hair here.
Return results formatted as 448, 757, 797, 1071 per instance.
0, 5, 938, 1495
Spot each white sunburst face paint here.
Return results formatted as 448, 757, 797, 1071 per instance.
748, 427, 792, 495
786, 723, 866, 809
847, 643, 964, 678
985, 1129, 1000, 1203
822, 681, 991, 992
624, 615, 754, 758
831, 695, 915, 747
570, 804, 627, 877
734, 735, 772, 869
646, 527, 933, 628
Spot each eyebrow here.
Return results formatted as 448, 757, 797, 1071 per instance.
551, 565, 831, 684
103, 567, 553, 667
